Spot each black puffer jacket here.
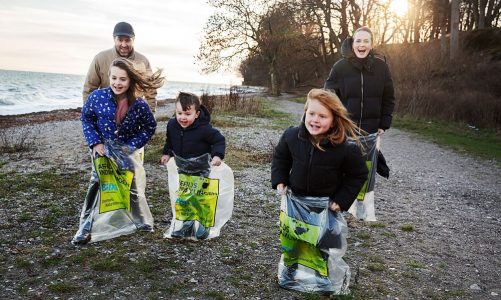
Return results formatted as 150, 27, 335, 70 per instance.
162, 105, 225, 159
324, 37, 395, 134
271, 125, 368, 211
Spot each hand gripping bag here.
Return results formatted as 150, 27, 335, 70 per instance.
72, 141, 153, 245
164, 153, 234, 240
278, 191, 351, 295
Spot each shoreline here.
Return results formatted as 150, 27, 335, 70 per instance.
0, 99, 176, 129
0, 90, 303, 129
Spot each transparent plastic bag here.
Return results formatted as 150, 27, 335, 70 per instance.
348, 133, 380, 221
72, 141, 153, 245
164, 154, 234, 240
278, 191, 350, 294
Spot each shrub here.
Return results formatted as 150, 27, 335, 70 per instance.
201, 89, 262, 116
0, 127, 39, 153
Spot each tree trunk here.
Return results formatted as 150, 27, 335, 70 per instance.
440, 2, 448, 59
479, 0, 487, 28
450, 0, 460, 60
269, 57, 281, 96
413, 0, 422, 43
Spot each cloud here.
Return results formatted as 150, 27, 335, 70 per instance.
0, 0, 241, 84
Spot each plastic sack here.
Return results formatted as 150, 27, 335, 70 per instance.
348, 133, 380, 221
164, 153, 234, 240
72, 141, 153, 245
278, 191, 350, 294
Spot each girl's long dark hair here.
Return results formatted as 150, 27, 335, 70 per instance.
110, 58, 165, 106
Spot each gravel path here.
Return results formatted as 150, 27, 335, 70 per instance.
0, 98, 499, 299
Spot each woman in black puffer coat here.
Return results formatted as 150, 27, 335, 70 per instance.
324, 26, 395, 135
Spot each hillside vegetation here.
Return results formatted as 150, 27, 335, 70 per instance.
382, 28, 501, 130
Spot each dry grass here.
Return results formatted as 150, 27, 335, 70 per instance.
383, 40, 501, 130
201, 89, 262, 115
0, 127, 39, 153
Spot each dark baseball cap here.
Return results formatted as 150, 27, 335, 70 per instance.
113, 22, 135, 38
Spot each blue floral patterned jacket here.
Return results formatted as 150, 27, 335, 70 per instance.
81, 87, 157, 149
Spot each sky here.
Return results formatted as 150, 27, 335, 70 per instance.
0, 0, 243, 84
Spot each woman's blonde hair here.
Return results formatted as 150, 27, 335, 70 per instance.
304, 89, 362, 149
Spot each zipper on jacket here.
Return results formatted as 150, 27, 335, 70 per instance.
306, 146, 314, 194
359, 72, 364, 132
180, 130, 184, 156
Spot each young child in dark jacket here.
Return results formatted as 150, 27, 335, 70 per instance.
160, 92, 225, 166
271, 88, 368, 212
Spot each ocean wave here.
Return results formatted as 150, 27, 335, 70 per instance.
0, 69, 265, 115
0, 98, 16, 106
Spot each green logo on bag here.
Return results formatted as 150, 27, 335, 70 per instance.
279, 211, 327, 276
356, 160, 373, 201
175, 174, 219, 227
94, 156, 134, 213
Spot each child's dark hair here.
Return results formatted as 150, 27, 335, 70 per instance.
176, 92, 201, 111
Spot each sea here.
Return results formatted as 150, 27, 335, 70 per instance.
0, 69, 265, 116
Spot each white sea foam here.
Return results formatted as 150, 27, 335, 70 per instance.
0, 69, 265, 116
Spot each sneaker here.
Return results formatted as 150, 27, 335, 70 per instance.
194, 223, 209, 240
136, 224, 153, 232
71, 233, 91, 246
171, 220, 194, 238
279, 264, 298, 287
315, 273, 333, 291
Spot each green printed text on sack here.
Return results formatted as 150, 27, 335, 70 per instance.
175, 174, 219, 227
94, 156, 133, 213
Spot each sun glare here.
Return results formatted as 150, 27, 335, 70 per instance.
390, 0, 409, 17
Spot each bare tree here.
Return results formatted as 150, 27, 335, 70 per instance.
198, 0, 289, 95
197, 0, 266, 72
451, 0, 460, 59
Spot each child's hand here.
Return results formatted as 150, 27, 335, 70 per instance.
211, 156, 222, 166
92, 143, 105, 157
329, 201, 341, 212
277, 183, 287, 195
160, 154, 170, 164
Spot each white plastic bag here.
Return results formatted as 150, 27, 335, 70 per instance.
278, 191, 350, 294
72, 142, 153, 245
164, 154, 234, 240
348, 133, 380, 221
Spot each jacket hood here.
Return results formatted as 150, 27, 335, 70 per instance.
197, 104, 211, 125
341, 37, 355, 59
341, 37, 376, 71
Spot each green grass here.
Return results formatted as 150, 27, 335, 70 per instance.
288, 96, 307, 104
355, 232, 371, 240
400, 224, 415, 232
368, 222, 386, 228
144, 132, 165, 163
47, 282, 77, 293
0, 169, 85, 199
393, 115, 501, 164
408, 260, 426, 269
259, 99, 297, 128
423, 288, 466, 300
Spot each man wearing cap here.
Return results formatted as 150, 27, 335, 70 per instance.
82, 21, 158, 112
